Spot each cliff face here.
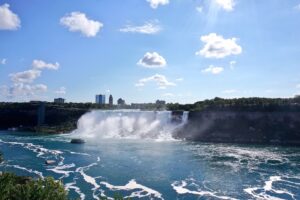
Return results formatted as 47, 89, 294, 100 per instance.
175, 111, 300, 145
0, 103, 88, 133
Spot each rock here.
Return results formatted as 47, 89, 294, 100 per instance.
45, 160, 56, 165
70, 138, 85, 144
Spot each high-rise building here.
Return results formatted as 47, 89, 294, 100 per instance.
109, 95, 113, 106
96, 94, 105, 104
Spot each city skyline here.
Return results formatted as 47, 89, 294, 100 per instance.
1, 0, 300, 104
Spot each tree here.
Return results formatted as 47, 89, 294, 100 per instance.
0, 173, 68, 200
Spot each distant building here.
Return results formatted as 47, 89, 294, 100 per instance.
156, 100, 166, 106
117, 98, 125, 106
109, 95, 113, 106
54, 98, 65, 104
96, 94, 105, 104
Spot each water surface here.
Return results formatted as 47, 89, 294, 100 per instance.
0, 131, 299, 200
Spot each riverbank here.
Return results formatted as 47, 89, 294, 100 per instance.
1, 97, 300, 145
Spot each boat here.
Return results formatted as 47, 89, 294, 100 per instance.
70, 138, 85, 144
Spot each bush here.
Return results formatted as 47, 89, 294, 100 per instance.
0, 173, 68, 200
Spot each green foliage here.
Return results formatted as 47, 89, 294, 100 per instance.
0, 173, 68, 200
167, 97, 300, 112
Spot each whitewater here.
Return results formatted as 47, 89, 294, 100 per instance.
0, 110, 299, 199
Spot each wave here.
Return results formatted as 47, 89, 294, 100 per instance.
171, 179, 237, 200
65, 181, 86, 200
100, 179, 163, 199
244, 176, 298, 200
5, 164, 44, 178
47, 163, 76, 179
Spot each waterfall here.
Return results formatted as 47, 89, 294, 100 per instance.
72, 110, 188, 141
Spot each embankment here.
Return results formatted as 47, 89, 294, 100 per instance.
175, 111, 300, 145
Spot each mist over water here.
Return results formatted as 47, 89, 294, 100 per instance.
72, 110, 188, 141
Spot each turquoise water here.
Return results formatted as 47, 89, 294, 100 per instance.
0, 131, 299, 200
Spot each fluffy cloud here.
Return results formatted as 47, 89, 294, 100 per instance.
120, 21, 161, 34
32, 59, 60, 70
202, 65, 224, 74
10, 69, 41, 83
137, 52, 167, 68
55, 86, 66, 95
60, 12, 103, 37
196, 33, 242, 59
6, 83, 47, 97
1, 58, 6, 65
0, 4, 20, 30
135, 74, 176, 89
215, 0, 235, 11
147, 0, 169, 9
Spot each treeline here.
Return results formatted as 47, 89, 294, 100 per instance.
167, 96, 300, 112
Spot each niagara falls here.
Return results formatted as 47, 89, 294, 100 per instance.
1, 0, 300, 199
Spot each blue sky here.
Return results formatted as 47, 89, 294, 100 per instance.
0, 0, 300, 104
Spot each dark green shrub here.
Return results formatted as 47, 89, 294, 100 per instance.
0, 173, 68, 200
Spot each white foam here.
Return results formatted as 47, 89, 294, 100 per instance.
171, 180, 236, 200
100, 179, 163, 199
65, 181, 86, 200
47, 163, 75, 179
0, 140, 63, 159
6, 164, 44, 178
68, 151, 90, 156
76, 163, 100, 200
244, 176, 296, 200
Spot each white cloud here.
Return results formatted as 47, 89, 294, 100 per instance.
176, 78, 184, 82
230, 60, 236, 70
196, 6, 203, 13
296, 84, 300, 89
147, 0, 169, 9
137, 52, 167, 68
32, 59, 60, 70
196, 33, 242, 59
0, 4, 21, 30
215, 0, 235, 11
7, 83, 47, 97
135, 74, 176, 89
120, 21, 161, 34
60, 12, 103, 37
1, 58, 6, 65
202, 65, 224, 74
55, 86, 66, 95
10, 69, 41, 83
222, 89, 237, 94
